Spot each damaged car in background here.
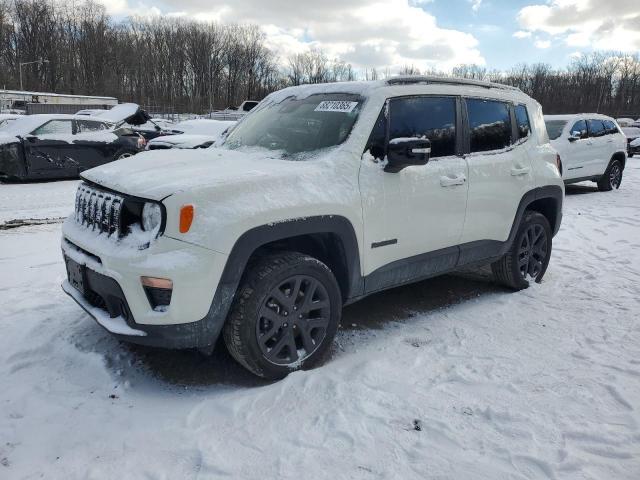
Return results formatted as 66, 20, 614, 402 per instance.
146, 119, 236, 150
0, 103, 150, 181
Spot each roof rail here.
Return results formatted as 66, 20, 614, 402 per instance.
385, 75, 520, 92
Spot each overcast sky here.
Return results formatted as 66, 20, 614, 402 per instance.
100, 0, 640, 72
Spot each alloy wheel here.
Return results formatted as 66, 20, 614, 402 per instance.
256, 275, 331, 366
518, 224, 548, 280
609, 164, 622, 189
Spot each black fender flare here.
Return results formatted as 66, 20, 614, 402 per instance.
499, 185, 563, 257
199, 215, 363, 346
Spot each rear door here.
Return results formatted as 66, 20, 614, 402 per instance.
586, 119, 608, 176
72, 119, 119, 170
460, 98, 534, 249
23, 119, 78, 178
562, 119, 590, 179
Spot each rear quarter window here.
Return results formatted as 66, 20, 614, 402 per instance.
466, 98, 512, 152
545, 120, 567, 140
515, 105, 531, 140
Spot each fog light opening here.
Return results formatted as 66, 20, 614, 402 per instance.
141, 276, 173, 311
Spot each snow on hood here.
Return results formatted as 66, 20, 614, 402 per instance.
80, 147, 318, 200
148, 134, 218, 149
171, 119, 235, 136
0, 133, 20, 144
631, 137, 640, 147
91, 103, 150, 126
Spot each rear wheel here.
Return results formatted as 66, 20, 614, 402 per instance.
491, 211, 552, 290
597, 159, 623, 191
223, 252, 342, 379
116, 151, 135, 160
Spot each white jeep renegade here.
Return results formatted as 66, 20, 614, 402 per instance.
61, 77, 564, 379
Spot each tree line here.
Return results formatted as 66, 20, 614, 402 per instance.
1, 0, 640, 117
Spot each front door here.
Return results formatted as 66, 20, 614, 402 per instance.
23, 119, 78, 178
359, 96, 469, 292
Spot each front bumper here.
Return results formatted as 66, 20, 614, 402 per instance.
61, 216, 229, 349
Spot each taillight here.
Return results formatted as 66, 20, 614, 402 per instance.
137, 135, 147, 148
556, 154, 563, 176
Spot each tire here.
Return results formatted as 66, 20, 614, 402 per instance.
223, 252, 342, 380
491, 211, 552, 291
597, 159, 623, 191
115, 151, 136, 160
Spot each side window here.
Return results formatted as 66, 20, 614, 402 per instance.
588, 119, 605, 137
32, 120, 73, 136
365, 107, 387, 161
570, 120, 588, 138
603, 119, 618, 135
76, 120, 107, 133
388, 96, 456, 158
466, 98, 512, 152
514, 104, 531, 140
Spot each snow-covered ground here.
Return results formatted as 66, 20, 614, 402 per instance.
0, 180, 79, 225
1, 166, 639, 479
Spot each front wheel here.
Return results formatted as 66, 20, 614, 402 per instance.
223, 252, 342, 379
491, 211, 552, 290
597, 159, 623, 191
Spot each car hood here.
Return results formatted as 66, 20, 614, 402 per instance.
81, 148, 315, 201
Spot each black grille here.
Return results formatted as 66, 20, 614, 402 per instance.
75, 183, 123, 237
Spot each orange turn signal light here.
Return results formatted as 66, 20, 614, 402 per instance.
141, 276, 173, 289
179, 205, 194, 233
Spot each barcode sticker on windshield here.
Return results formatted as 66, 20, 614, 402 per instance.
314, 101, 359, 113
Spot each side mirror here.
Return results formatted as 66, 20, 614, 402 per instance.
569, 130, 586, 142
24, 135, 37, 143
385, 137, 431, 173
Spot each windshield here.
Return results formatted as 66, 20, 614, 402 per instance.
222, 93, 363, 158
545, 120, 567, 140
0, 118, 17, 128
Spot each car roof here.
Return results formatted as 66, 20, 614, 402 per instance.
266, 76, 533, 105
8, 113, 111, 122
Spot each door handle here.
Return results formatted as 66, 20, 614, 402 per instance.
510, 166, 531, 176
440, 174, 466, 187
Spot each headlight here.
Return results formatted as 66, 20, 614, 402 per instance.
142, 202, 162, 233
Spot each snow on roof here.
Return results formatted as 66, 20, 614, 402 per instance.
0, 89, 116, 101
0, 114, 76, 134
265, 76, 527, 105
544, 113, 614, 121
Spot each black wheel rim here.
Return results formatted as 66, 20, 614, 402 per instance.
609, 164, 621, 189
257, 275, 331, 366
518, 224, 548, 280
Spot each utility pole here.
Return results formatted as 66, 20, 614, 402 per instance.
19, 58, 49, 91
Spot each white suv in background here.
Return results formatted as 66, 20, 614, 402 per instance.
61, 77, 564, 379
545, 114, 627, 191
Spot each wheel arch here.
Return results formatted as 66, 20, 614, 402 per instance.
225, 216, 363, 301
611, 151, 626, 169
198, 215, 363, 347
503, 186, 563, 256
